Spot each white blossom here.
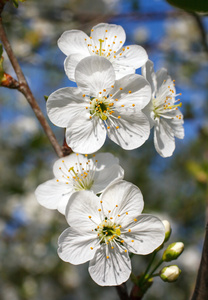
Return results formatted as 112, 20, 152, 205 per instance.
47, 56, 151, 154
58, 180, 165, 286
35, 153, 124, 214
58, 23, 148, 81
142, 60, 184, 157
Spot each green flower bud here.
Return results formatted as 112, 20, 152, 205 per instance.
162, 220, 172, 242
160, 265, 181, 282
162, 242, 184, 262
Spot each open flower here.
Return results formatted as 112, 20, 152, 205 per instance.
58, 23, 148, 81
47, 56, 151, 154
35, 153, 124, 214
58, 180, 165, 286
142, 60, 184, 157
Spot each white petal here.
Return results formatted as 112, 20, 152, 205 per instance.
112, 65, 135, 80
154, 119, 175, 158
75, 56, 115, 97
92, 165, 124, 194
65, 191, 101, 229
112, 74, 151, 109
107, 110, 150, 150
156, 69, 175, 99
100, 180, 144, 227
92, 152, 120, 170
58, 227, 98, 265
142, 59, 157, 96
53, 153, 88, 181
165, 112, 184, 139
35, 179, 72, 214
64, 53, 88, 82
46, 87, 86, 128
91, 23, 126, 54
123, 215, 165, 255
88, 243, 131, 286
58, 30, 91, 56
113, 45, 148, 78
65, 116, 106, 154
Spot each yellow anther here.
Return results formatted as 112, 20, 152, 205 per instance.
127, 46, 129, 49
121, 240, 124, 243
126, 212, 128, 215
107, 126, 110, 129
121, 105, 124, 107
59, 167, 61, 170
134, 218, 137, 222
114, 35, 117, 38
90, 247, 93, 250
105, 30, 108, 32
86, 107, 88, 109
116, 205, 118, 207
89, 116, 92, 119
122, 48, 125, 51
111, 85, 114, 88
66, 182, 68, 184
128, 91, 132, 94
99, 92, 102, 94
108, 210, 111, 213
106, 256, 109, 259
103, 89, 106, 92
128, 229, 131, 232
120, 87, 123, 90
98, 209, 101, 212
62, 160, 64, 162
132, 104, 135, 107
110, 94, 112, 97
118, 214, 120, 217
105, 37, 108, 40
124, 249, 127, 253
116, 126, 119, 129
120, 41, 122, 43
111, 246, 114, 249
120, 53, 122, 56
118, 116, 121, 119
90, 37, 92, 39
100, 201, 103, 203
56, 179, 59, 182
91, 29, 94, 32
132, 240, 134, 242
110, 217, 113, 220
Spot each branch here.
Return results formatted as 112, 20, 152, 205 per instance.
191, 223, 208, 300
0, 11, 63, 158
190, 12, 208, 56
116, 283, 130, 300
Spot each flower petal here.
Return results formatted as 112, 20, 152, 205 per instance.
91, 23, 126, 54
123, 214, 165, 255
64, 53, 88, 81
142, 59, 157, 97
46, 87, 86, 128
113, 45, 148, 79
58, 227, 98, 265
88, 243, 131, 286
154, 118, 175, 157
53, 153, 88, 181
75, 56, 115, 97
65, 115, 106, 154
58, 30, 91, 56
35, 179, 71, 214
107, 110, 150, 150
100, 180, 144, 227
112, 74, 151, 109
65, 191, 101, 229
165, 112, 184, 139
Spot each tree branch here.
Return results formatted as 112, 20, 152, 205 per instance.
191, 223, 208, 300
0, 11, 63, 158
116, 283, 130, 300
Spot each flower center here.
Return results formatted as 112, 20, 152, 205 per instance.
69, 166, 94, 191
97, 218, 121, 244
90, 97, 114, 121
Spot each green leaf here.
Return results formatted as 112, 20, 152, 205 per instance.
166, 0, 208, 12
12, 0, 19, 8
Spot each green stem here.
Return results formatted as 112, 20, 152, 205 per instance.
151, 273, 160, 278
146, 259, 163, 281
139, 251, 157, 285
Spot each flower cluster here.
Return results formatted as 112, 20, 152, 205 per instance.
35, 22, 185, 287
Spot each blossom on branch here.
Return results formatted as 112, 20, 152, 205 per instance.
47, 56, 151, 153
58, 23, 148, 81
58, 180, 165, 286
35, 153, 124, 214
142, 60, 184, 157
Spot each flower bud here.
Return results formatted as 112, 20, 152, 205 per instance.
160, 265, 181, 282
162, 242, 184, 262
162, 220, 171, 242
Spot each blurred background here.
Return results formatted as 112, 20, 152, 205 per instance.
0, 0, 208, 299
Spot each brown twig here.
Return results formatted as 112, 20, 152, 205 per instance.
0, 11, 63, 158
191, 223, 208, 300
116, 283, 130, 300
190, 12, 208, 57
